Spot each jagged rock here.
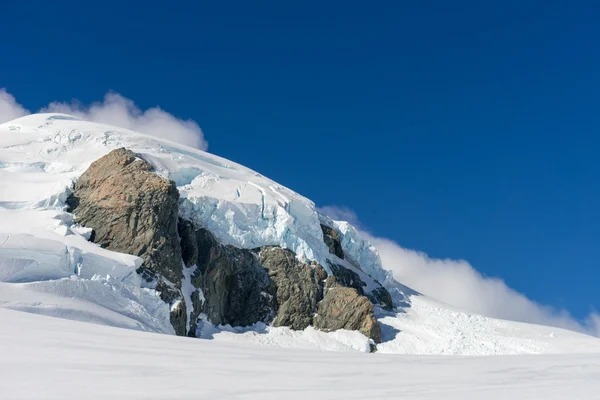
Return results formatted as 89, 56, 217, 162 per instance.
155, 279, 181, 304
321, 224, 344, 259
327, 261, 366, 294
258, 246, 328, 330
328, 262, 394, 311
313, 277, 382, 343
368, 287, 394, 311
183, 227, 276, 326
178, 218, 199, 269
170, 301, 187, 337
66, 148, 182, 283
188, 290, 204, 336
65, 148, 389, 341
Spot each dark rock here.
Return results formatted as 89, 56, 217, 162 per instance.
313, 277, 382, 343
187, 290, 204, 336
327, 261, 366, 295
368, 286, 394, 311
191, 228, 276, 326
178, 218, 199, 269
328, 262, 394, 311
155, 279, 181, 304
321, 224, 344, 259
66, 148, 182, 284
170, 301, 187, 337
258, 246, 328, 330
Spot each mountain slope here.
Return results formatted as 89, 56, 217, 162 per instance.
1, 113, 599, 355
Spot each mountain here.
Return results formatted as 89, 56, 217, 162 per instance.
1, 113, 599, 355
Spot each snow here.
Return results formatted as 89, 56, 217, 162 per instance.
0, 278, 173, 334
196, 320, 373, 353
0, 113, 384, 283
1, 308, 600, 400
181, 263, 198, 335
376, 295, 600, 355
2, 113, 600, 356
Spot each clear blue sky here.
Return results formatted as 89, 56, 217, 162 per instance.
1, 1, 598, 319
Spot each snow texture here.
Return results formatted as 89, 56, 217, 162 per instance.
1, 308, 600, 399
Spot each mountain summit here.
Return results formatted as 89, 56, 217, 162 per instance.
1, 113, 598, 354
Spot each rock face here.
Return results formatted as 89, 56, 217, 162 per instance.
259, 247, 328, 330
68, 148, 391, 344
368, 287, 394, 312
314, 277, 382, 343
178, 221, 276, 326
201, 241, 276, 327
321, 224, 345, 259
66, 148, 182, 283
170, 301, 188, 337
328, 261, 366, 294
328, 261, 394, 312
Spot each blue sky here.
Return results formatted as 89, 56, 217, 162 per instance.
1, 1, 598, 324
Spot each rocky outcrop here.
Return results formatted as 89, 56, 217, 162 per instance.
368, 287, 394, 311
68, 148, 391, 343
178, 222, 276, 326
259, 247, 328, 330
314, 277, 382, 343
201, 243, 275, 326
66, 148, 182, 283
179, 220, 384, 342
328, 261, 394, 311
170, 301, 188, 337
321, 224, 344, 259
328, 261, 366, 294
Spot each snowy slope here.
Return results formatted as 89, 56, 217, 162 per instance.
1, 113, 600, 355
0, 113, 390, 334
2, 308, 600, 400
194, 295, 600, 355
0, 113, 385, 278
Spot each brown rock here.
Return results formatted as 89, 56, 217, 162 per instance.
259, 246, 328, 330
66, 148, 182, 284
320, 224, 345, 259
313, 277, 382, 343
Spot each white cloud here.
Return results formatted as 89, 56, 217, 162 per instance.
0, 89, 30, 123
0, 89, 207, 150
320, 205, 600, 337
317, 205, 363, 228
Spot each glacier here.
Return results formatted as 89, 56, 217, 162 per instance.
0, 113, 386, 278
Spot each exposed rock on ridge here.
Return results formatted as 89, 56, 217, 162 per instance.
179, 220, 276, 327
321, 224, 345, 259
258, 246, 327, 330
66, 148, 182, 283
68, 148, 392, 345
314, 277, 382, 343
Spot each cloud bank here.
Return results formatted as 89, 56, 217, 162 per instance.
0, 89, 207, 150
0, 89, 30, 123
319, 205, 600, 337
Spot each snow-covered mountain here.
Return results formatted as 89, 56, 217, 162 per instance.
1, 113, 599, 355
